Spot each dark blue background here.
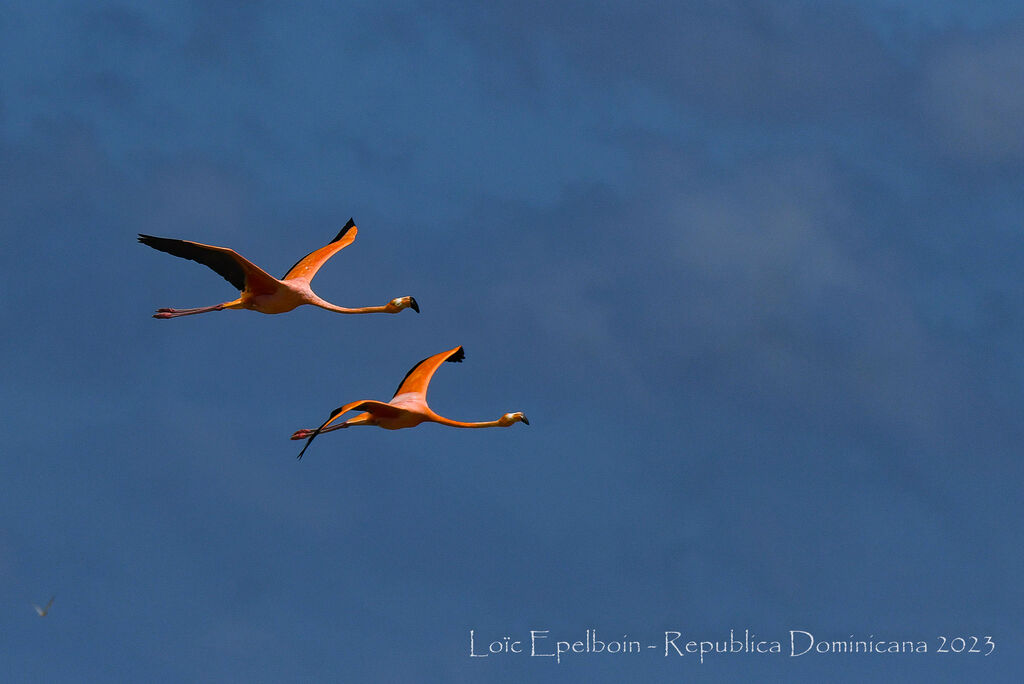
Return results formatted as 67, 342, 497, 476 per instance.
1, 2, 1021, 681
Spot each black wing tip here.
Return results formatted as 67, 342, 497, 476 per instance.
331, 218, 356, 244
448, 346, 465, 363
297, 406, 346, 460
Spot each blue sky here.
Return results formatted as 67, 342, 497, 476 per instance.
1, 1, 1022, 681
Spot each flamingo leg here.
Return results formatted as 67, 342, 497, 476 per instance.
153, 298, 244, 319
320, 422, 350, 433
290, 421, 351, 441
153, 304, 226, 319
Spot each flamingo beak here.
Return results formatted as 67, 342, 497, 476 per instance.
521, 415, 530, 425
409, 297, 420, 313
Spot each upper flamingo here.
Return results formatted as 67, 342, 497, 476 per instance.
291, 346, 529, 459
138, 219, 419, 318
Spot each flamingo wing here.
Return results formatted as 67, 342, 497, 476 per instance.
138, 235, 279, 295
350, 400, 405, 418
281, 219, 358, 282
391, 346, 465, 399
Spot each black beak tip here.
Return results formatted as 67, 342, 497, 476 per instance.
522, 416, 530, 425
410, 297, 420, 313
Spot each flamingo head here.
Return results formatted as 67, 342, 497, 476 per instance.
501, 412, 530, 426
389, 296, 420, 313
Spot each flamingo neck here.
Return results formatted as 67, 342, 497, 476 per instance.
312, 298, 392, 315
428, 415, 506, 428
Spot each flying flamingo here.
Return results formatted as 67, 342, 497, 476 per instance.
138, 219, 419, 318
291, 346, 529, 459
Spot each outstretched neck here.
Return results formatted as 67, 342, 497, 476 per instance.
428, 414, 506, 428
311, 298, 393, 315
307, 293, 417, 315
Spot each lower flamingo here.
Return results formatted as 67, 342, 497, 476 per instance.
291, 346, 528, 459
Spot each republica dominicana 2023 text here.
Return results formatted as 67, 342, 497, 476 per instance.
468, 629, 995, 664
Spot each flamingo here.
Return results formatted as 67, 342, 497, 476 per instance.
138, 219, 419, 318
291, 346, 529, 459
32, 596, 55, 617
